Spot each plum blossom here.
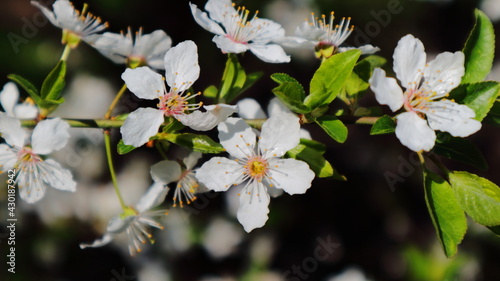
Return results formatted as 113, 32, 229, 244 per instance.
149, 151, 208, 208
0, 113, 76, 203
120, 40, 237, 147
32, 0, 108, 48
369, 34, 481, 152
190, 0, 290, 63
278, 12, 379, 59
91, 28, 172, 69
196, 115, 315, 232
1, 82, 38, 119
80, 182, 169, 256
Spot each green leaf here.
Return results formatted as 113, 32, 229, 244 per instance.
286, 139, 345, 179
315, 115, 348, 143
450, 171, 500, 226
433, 134, 487, 170
345, 55, 387, 97
41, 60, 66, 100
203, 85, 218, 99
270, 73, 303, 85
161, 118, 185, 133
117, 139, 137, 155
462, 9, 496, 84
485, 100, 500, 126
272, 82, 311, 114
370, 115, 396, 135
157, 133, 225, 154
7, 74, 41, 104
305, 49, 361, 109
448, 82, 500, 121
424, 170, 467, 258
235, 71, 263, 102
487, 225, 500, 236
219, 54, 251, 103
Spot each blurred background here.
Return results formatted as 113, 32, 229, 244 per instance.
1, 0, 500, 280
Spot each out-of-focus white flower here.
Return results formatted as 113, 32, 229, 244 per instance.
327, 267, 372, 281
31, 0, 108, 48
190, 0, 290, 63
80, 182, 169, 256
481, 0, 500, 22
91, 28, 172, 69
369, 34, 481, 152
120, 40, 237, 147
0, 82, 38, 119
202, 217, 244, 259
277, 12, 379, 59
0, 114, 76, 203
196, 115, 315, 232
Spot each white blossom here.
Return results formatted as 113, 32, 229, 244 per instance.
369, 34, 481, 152
0, 82, 38, 119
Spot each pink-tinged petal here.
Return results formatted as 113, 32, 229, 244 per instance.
150, 160, 182, 185
120, 108, 164, 147
164, 40, 200, 92
218, 117, 256, 159
122, 67, 164, 100
92, 32, 132, 64
422, 51, 464, 96
196, 157, 243, 192
0, 112, 26, 147
236, 182, 270, 232
248, 44, 291, 63
267, 158, 314, 195
135, 182, 170, 212
259, 113, 300, 158
183, 151, 202, 170
190, 2, 226, 36
395, 112, 436, 152
393, 34, 426, 89
205, 0, 233, 24
32, 118, 70, 154
13, 103, 38, 119
79, 233, 114, 249
18, 169, 46, 203
213, 35, 249, 54
40, 159, 76, 192
0, 82, 19, 116
369, 68, 404, 112
426, 100, 481, 137
177, 104, 237, 131
31, 1, 59, 28
0, 144, 17, 172
237, 98, 267, 119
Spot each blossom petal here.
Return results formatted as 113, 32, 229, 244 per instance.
426, 100, 481, 137
213, 35, 249, 54
422, 51, 464, 96
395, 112, 436, 152
252, 19, 286, 44
218, 117, 256, 159
339, 44, 380, 55
13, 103, 38, 119
92, 32, 132, 64
122, 67, 164, 100
79, 233, 114, 249
183, 151, 202, 170
136, 182, 170, 212
237, 182, 270, 232
0, 82, 19, 116
294, 21, 325, 42
205, 0, 233, 24
137, 30, 172, 69
267, 158, 314, 195
267, 97, 292, 116
249, 44, 291, 63
393, 34, 426, 88
196, 157, 243, 192
369, 68, 404, 112
120, 108, 164, 147
32, 118, 70, 154
150, 160, 182, 185
164, 40, 200, 92
0, 144, 17, 172
39, 158, 76, 192
237, 98, 267, 119
0, 112, 26, 147
177, 104, 237, 131
259, 113, 300, 158
18, 168, 47, 203
31, 1, 59, 28
189, 2, 226, 36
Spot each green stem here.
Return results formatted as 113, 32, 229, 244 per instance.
104, 130, 127, 210
21, 119, 124, 128
105, 83, 128, 119
60, 44, 71, 61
